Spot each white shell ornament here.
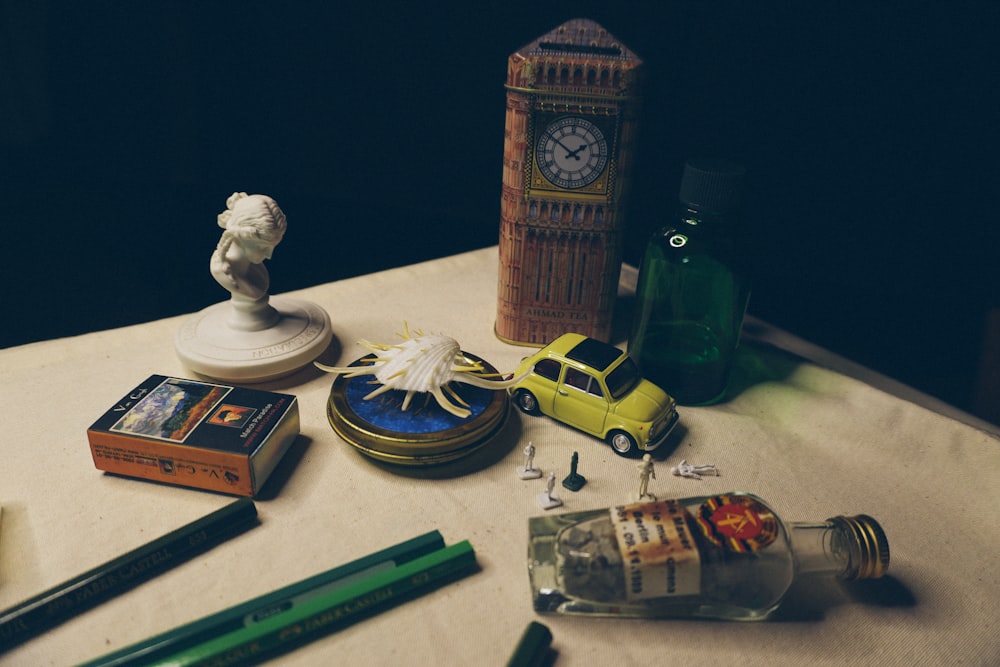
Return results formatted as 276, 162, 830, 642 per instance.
315, 325, 522, 418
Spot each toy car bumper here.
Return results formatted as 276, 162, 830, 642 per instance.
642, 409, 679, 452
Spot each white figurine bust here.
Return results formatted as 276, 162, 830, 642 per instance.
176, 191, 333, 383
211, 192, 287, 331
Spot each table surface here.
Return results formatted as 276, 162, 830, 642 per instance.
1, 247, 998, 666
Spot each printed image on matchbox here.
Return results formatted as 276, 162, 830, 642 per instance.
88, 375, 299, 497
207, 405, 257, 428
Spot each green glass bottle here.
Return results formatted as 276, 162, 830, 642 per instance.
628, 159, 749, 405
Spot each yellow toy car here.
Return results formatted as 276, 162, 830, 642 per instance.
510, 333, 679, 457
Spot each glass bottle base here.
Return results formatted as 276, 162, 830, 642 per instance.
632, 322, 733, 405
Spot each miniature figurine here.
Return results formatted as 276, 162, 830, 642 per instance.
537, 471, 562, 510
517, 441, 542, 480
671, 459, 720, 480
561, 451, 587, 492
509, 333, 679, 457
175, 192, 333, 383
637, 454, 656, 500
316, 323, 524, 419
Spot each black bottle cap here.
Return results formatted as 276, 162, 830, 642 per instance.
679, 159, 746, 215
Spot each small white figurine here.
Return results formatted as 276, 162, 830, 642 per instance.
670, 459, 720, 480
637, 453, 656, 500
537, 471, 562, 510
517, 441, 542, 480
175, 192, 333, 383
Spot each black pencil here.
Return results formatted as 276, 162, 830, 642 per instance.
0, 497, 258, 653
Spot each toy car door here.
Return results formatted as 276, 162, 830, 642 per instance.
553, 366, 608, 434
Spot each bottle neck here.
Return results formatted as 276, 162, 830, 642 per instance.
787, 515, 890, 580
676, 204, 734, 234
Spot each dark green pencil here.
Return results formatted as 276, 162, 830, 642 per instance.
0, 498, 258, 653
506, 621, 553, 667
79, 530, 447, 667
148, 540, 477, 666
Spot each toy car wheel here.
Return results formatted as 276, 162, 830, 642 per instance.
608, 430, 638, 457
514, 389, 540, 415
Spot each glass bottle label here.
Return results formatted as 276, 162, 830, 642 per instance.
611, 500, 701, 600
696, 494, 779, 553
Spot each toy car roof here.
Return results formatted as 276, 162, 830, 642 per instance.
563, 336, 624, 372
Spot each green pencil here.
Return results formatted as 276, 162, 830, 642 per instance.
149, 540, 477, 666
506, 621, 553, 667
0, 498, 258, 653
79, 530, 447, 667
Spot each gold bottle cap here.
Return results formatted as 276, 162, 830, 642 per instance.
831, 514, 890, 579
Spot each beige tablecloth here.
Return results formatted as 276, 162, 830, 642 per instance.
1, 248, 997, 666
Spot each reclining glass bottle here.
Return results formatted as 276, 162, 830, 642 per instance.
628, 159, 750, 405
528, 492, 889, 620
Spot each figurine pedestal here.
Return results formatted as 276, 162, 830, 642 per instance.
562, 473, 587, 492
536, 493, 562, 510
517, 466, 542, 480
176, 296, 333, 383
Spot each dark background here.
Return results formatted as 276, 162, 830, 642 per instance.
2, 2, 998, 425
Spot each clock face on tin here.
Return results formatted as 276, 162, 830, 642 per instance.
535, 116, 609, 190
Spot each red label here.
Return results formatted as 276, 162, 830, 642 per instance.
709, 503, 764, 541
697, 494, 779, 553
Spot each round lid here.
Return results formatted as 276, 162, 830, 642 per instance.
326, 351, 510, 466
678, 158, 746, 215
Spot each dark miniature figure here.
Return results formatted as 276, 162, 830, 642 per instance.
562, 451, 587, 492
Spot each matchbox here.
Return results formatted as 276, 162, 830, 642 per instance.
88, 375, 299, 497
